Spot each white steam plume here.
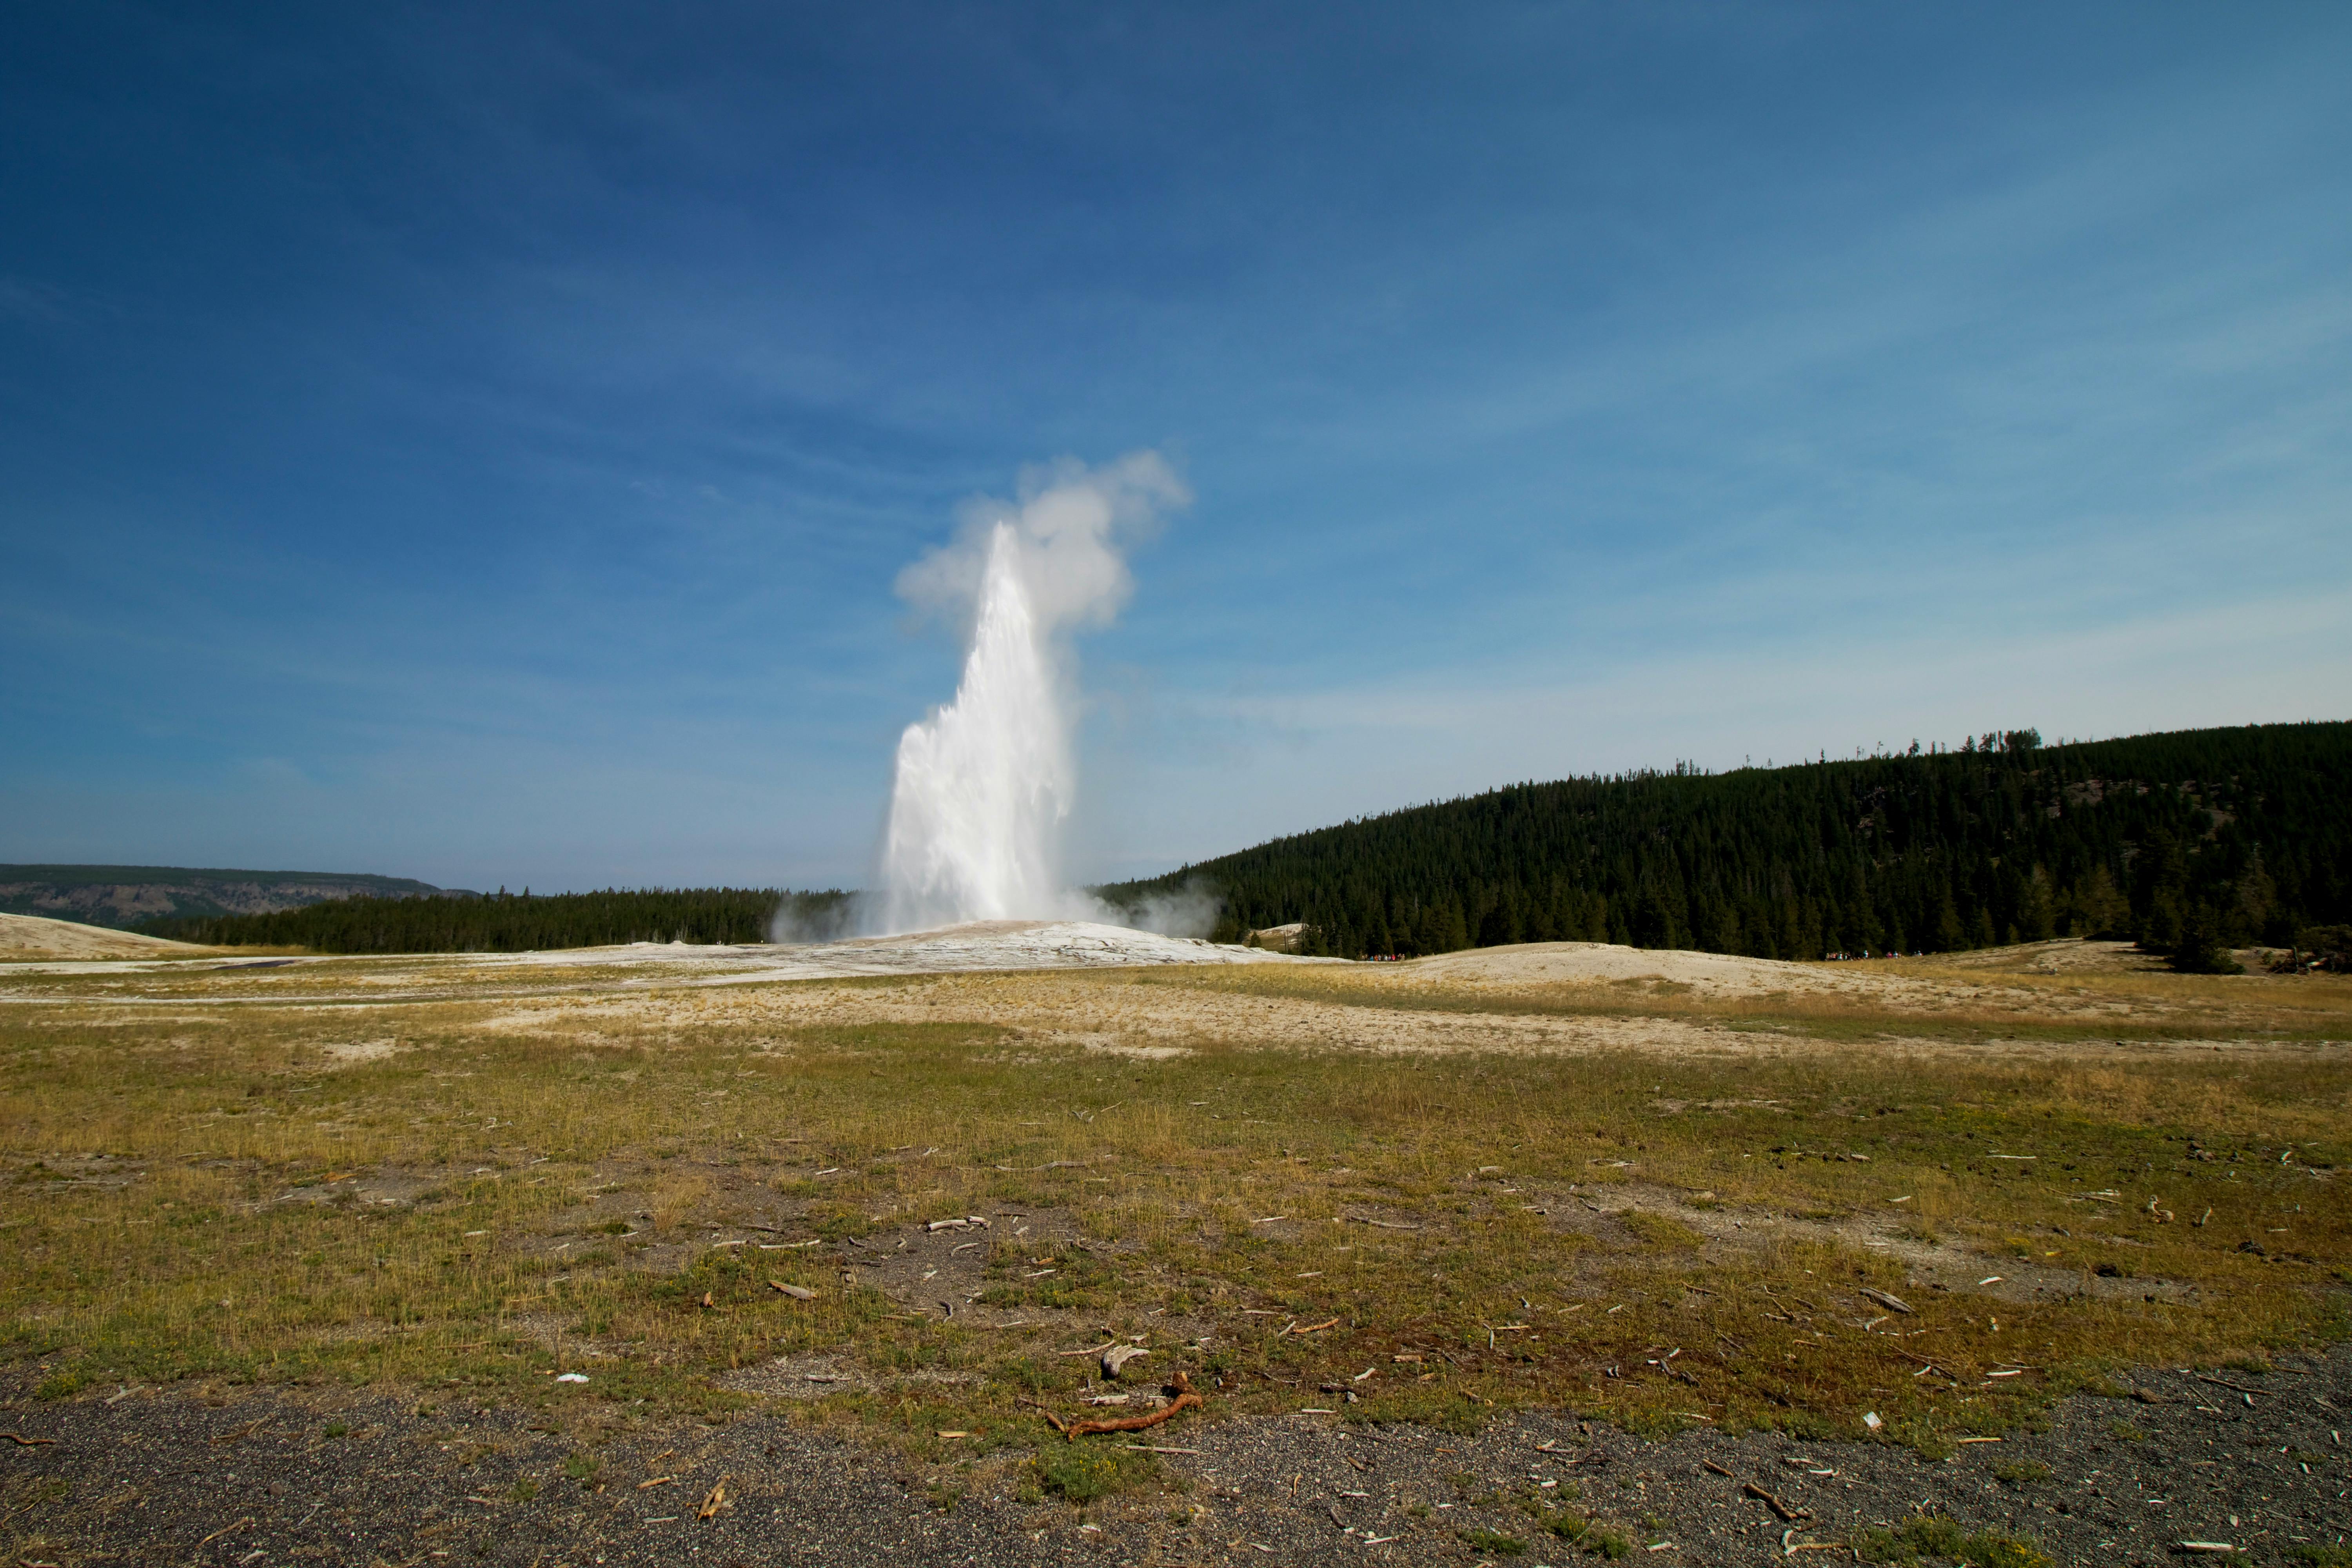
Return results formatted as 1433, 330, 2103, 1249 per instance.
875, 453, 1190, 935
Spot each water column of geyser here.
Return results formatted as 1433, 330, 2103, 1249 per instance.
878, 522, 1065, 927
876, 454, 1187, 934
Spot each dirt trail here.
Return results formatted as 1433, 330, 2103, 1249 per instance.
5, 1347, 2343, 1566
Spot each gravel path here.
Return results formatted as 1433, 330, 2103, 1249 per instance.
5, 1347, 2345, 1565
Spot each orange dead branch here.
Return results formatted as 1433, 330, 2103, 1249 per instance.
1043, 1372, 1205, 1441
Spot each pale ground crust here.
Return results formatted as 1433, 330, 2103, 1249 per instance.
0, 907, 2212, 989
0, 924, 2311, 1068
0, 910, 214, 962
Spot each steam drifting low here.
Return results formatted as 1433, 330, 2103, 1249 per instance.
875, 454, 1190, 935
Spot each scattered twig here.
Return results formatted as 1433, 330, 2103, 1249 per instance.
1701, 1459, 1735, 1477
767, 1280, 817, 1300
1856, 1288, 1912, 1314
0, 1432, 56, 1446
1042, 1372, 1205, 1441
196, 1518, 255, 1547
1533, 1444, 1611, 1468
1742, 1483, 1811, 1523
1284, 1318, 1341, 1336
2196, 1374, 2263, 1396
1782, 1533, 1846, 1555
697, 1475, 729, 1519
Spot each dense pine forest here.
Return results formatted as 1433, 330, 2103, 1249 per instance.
1101, 721, 2352, 967
141, 887, 851, 953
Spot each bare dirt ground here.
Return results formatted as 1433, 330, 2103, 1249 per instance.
4, 1342, 2345, 1565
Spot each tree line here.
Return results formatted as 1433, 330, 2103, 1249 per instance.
140, 886, 853, 953
1099, 721, 2352, 970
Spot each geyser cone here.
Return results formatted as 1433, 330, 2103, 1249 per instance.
879, 522, 1073, 931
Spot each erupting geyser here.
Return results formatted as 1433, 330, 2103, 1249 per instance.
876, 454, 1188, 933
879, 522, 1067, 928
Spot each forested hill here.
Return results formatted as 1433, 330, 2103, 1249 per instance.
140, 887, 853, 953
0, 864, 448, 930
1100, 722, 2352, 962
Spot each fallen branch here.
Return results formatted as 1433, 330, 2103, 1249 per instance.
1041, 1372, 1204, 1441
1782, 1531, 1846, 1555
2196, 1374, 2263, 1396
1533, 1443, 1611, 1468
1743, 1482, 1811, 1523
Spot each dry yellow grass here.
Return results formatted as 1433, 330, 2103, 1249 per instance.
2, 939, 2346, 1460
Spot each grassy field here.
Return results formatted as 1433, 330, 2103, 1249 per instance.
3, 940, 2347, 1477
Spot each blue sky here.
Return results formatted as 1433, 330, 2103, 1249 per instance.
4, 2, 2348, 893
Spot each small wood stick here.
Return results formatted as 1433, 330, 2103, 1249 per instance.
1045, 1372, 1205, 1441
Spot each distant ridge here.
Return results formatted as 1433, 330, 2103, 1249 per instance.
0, 865, 458, 930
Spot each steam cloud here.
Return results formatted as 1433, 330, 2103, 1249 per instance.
872, 453, 1194, 935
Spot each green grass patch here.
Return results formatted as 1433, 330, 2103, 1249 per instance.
1029, 1443, 1158, 1503
1458, 1526, 1527, 1555
1855, 1515, 2053, 1567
